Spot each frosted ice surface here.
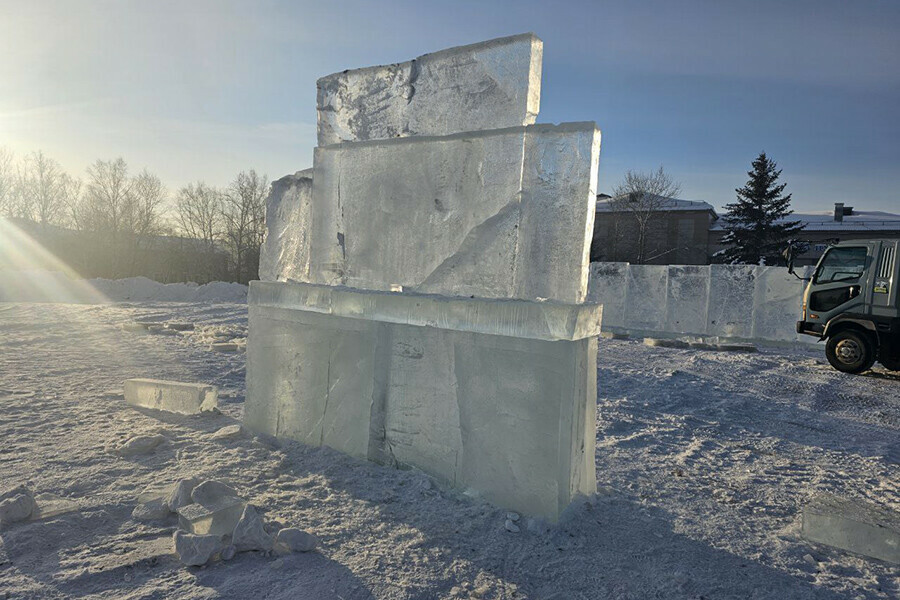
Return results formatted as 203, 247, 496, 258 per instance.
245, 283, 598, 520
623, 266, 668, 332
707, 265, 757, 338
751, 266, 806, 342
586, 262, 628, 328
665, 265, 710, 334
124, 379, 217, 415
316, 33, 542, 145
258, 169, 313, 283
263, 124, 599, 304
249, 281, 602, 342
177, 496, 245, 536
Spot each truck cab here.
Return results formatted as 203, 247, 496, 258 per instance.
795, 239, 900, 373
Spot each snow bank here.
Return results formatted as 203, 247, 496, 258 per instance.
0, 270, 247, 303
588, 262, 816, 345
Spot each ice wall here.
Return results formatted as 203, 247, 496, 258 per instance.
248, 33, 602, 521
246, 282, 600, 518
587, 262, 813, 344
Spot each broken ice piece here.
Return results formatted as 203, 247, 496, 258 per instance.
211, 424, 243, 441
177, 495, 245, 536
232, 505, 274, 552
167, 477, 199, 512
115, 434, 167, 456
210, 342, 240, 352
0, 493, 36, 525
166, 322, 195, 331
191, 480, 239, 507
504, 519, 520, 533
124, 378, 218, 415
275, 528, 318, 553
132, 497, 172, 522
173, 530, 224, 566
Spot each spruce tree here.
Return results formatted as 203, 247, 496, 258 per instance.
718, 152, 804, 264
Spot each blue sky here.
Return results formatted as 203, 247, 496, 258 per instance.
2, 0, 898, 213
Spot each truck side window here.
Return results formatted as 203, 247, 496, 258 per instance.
814, 247, 867, 284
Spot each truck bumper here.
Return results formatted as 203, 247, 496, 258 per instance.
796, 320, 824, 338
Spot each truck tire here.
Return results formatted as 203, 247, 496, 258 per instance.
825, 330, 876, 374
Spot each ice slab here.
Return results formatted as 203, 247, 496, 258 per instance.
245, 282, 598, 520
316, 33, 542, 146
665, 265, 710, 334
706, 265, 757, 339
802, 494, 900, 564
259, 169, 313, 282
124, 379, 218, 415
249, 281, 602, 342
266, 123, 600, 303
587, 262, 628, 329
623, 265, 668, 332
177, 496, 245, 536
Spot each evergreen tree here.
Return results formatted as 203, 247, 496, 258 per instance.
718, 152, 803, 264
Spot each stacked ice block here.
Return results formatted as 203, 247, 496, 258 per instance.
248, 33, 602, 520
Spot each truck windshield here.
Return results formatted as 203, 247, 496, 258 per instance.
814, 246, 867, 283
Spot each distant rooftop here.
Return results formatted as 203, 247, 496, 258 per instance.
710, 205, 900, 232
596, 194, 717, 215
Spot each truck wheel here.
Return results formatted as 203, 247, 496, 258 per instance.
825, 330, 876, 374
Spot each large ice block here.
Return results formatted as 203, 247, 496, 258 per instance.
707, 265, 757, 339
623, 265, 668, 332
259, 169, 313, 282
586, 262, 628, 329
665, 265, 710, 334
265, 123, 600, 303
316, 33, 542, 146
245, 281, 599, 520
124, 379, 217, 415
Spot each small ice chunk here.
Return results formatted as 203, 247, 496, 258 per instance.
506, 511, 520, 522
211, 424, 243, 441
275, 528, 318, 553
177, 495, 245, 536
643, 338, 689, 349
210, 342, 240, 352
173, 530, 224, 566
0, 493, 36, 525
191, 481, 239, 507
167, 477, 200, 512
221, 544, 236, 561
167, 322, 195, 331
124, 378, 218, 415
233, 505, 274, 552
504, 519, 520, 533
132, 498, 171, 521
115, 434, 166, 456
715, 343, 758, 353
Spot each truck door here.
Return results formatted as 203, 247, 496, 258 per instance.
807, 244, 873, 324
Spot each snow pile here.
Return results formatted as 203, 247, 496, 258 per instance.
0, 270, 247, 303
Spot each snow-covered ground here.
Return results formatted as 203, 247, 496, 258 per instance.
0, 301, 898, 599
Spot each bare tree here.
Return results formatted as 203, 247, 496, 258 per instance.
175, 182, 223, 249
129, 169, 167, 239
610, 166, 682, 264
223, 169, 268, 283
16, 151, 69, 227
83, 158, 133, 235
0, 147, 15, 217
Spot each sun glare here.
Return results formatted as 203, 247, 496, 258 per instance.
0, 218, 108, 303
